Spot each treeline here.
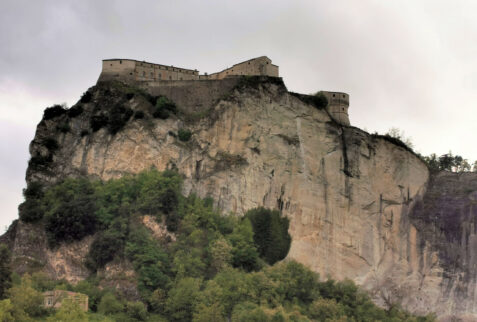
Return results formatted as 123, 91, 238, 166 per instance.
3, 169, 435, 321
380, 128, 476, 173
422, 152, 477, 173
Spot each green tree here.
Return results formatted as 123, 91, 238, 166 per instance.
231, 302, 269, 322
308, 298, 345, 321
7, 274, 45, 319
193, 302, 226, 322
97, 292, 124, 315
165, 277, 202, 321
245, 208, 291, 265
229, 218, 259, 271
0, 244, 12, 299
0, 299, 14, 322
266, 261, 319, 304
210, 237, 233, 273
47, 299, 88, 322
125, 301, 147, 321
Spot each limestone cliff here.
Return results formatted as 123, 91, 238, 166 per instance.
3, 78, 477, 320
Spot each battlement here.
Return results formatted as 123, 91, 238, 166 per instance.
98, 56, 279, 83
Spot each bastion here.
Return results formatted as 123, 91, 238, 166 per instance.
97, 56, 350, 125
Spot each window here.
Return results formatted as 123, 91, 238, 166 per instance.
110, 64, 112, 66
151, 72, 153, 77
180, 77, 183, 80
333, 94, 335, 97
143, 71, 146, 76
342, 95, 345, 98
169, 76, 172, 80
158, 73, 161, 79
120, 60, 122, 64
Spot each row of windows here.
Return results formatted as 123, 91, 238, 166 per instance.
109, 61, 197, 74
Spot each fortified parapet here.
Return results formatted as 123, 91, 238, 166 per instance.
321, 91, 350, 126
97, 56, 278, 83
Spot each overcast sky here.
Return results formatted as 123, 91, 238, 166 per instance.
1, 0, 476, 230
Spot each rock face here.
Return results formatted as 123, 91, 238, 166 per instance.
5, 78, 477, 319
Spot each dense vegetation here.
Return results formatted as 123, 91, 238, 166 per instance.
7, 169, 437, 321
153, 96, 177, 119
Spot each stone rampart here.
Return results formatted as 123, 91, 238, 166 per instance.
141, 78, 240, 114
98, 56, 279, 83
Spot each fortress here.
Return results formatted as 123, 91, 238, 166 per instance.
98, 56, 350, 125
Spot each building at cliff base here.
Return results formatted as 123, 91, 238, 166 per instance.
43, 290, 89, 311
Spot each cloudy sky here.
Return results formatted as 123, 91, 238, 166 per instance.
1, 0, 476, 230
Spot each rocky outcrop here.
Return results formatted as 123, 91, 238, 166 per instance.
6, 78, 477, 319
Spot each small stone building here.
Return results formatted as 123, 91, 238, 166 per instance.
43, 290, 89, 312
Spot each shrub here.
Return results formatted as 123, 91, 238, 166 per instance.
28, 154, 53, 171
312, 92, 329, 109
43, 105, 67, 120
23, 182, 44, 200
43, 138, 59, 151
229, 219, 259, 271
18, 199, 43, 222
126, 92, 135, 100
153, 96, 177, 119
125, 227, 171, 296
56, 122, 70, 133
125, 301, 148, 321
108, 104, 133, 134
45, 195, 97, 246
19, 182, 45, 223
90, 114, 109, 132
80, 91, 93, 103
245, 208, 291, 265
0, 245, 11, 300
67, 105, 83, 118
178, 129, 192, 142
98, 292, 124, 315
87, 231, 124, 270
165, 277, 202, 321
153, 108, 170, 119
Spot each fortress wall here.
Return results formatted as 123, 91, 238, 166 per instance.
99, 56, 279, 82
142, 78, 240, 114
134, 61, 199, 81
201, 56, 279, 80
98, 60, 136, 82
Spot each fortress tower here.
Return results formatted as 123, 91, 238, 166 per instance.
321, 91, 350, 126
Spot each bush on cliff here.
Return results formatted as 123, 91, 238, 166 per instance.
80, 91, 93, 104
43, 104, 67, 120
18, 182, 45, 223
107, 104, 133, 135
90, 114, 109, 132
177, 128, 192, 142
153, 96, 177, 119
